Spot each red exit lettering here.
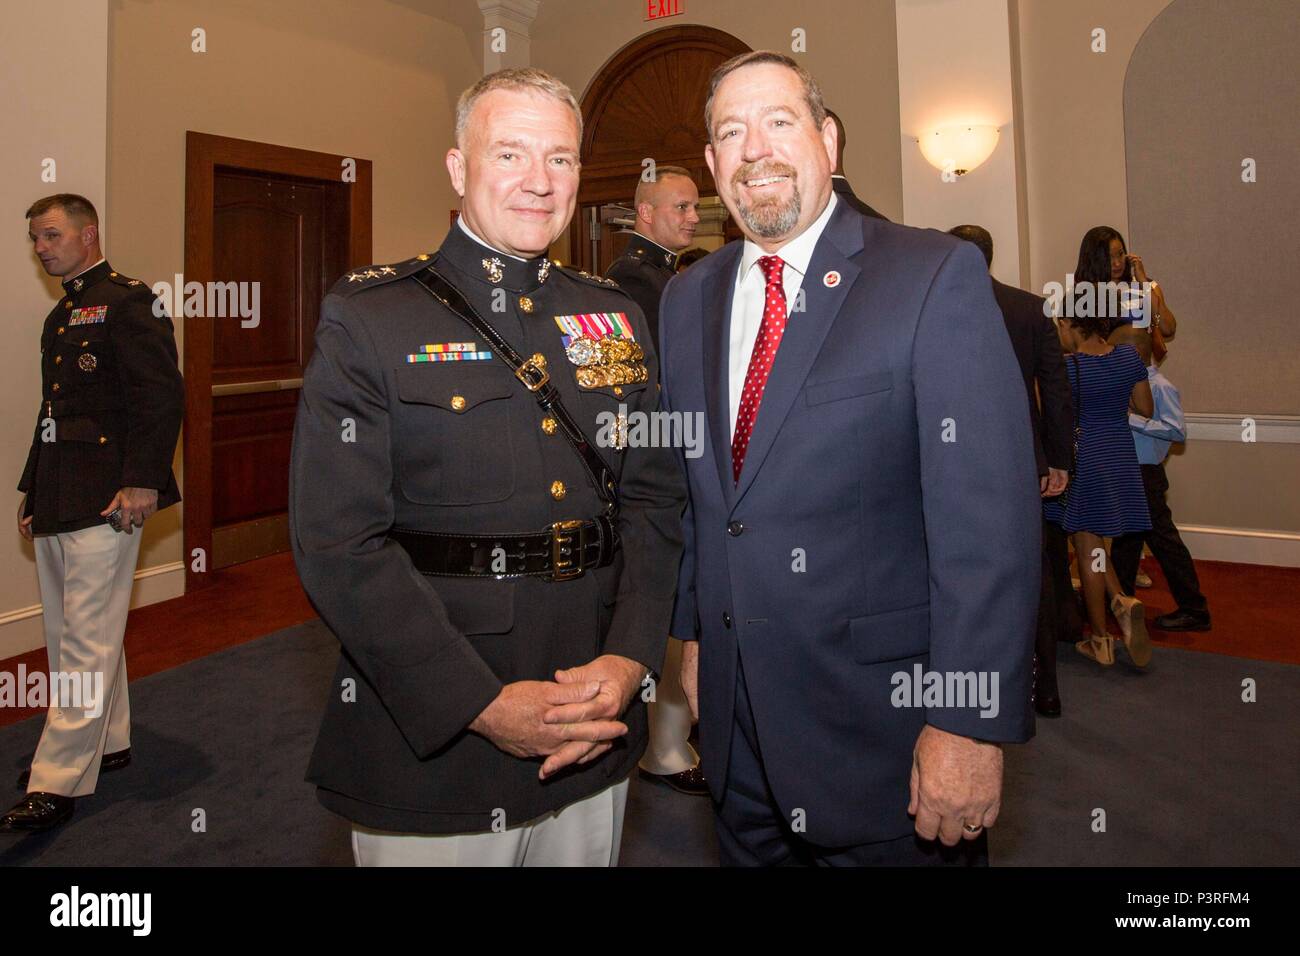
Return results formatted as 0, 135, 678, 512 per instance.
645, 0, 683, 21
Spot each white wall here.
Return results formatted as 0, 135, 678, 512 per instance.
895, 0, 1021, 286
0, 0, 111, 657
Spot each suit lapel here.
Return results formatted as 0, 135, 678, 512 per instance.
702, 243, 741, 507
732, 201, 866, 508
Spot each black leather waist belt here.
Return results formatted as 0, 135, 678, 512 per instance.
390, 517, 618, 581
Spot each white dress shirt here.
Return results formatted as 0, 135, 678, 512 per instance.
728, 191, 839, 436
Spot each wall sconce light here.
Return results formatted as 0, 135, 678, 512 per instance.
916, 125, 1000, 177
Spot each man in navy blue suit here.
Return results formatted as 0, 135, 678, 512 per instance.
659, 51, 1040, 865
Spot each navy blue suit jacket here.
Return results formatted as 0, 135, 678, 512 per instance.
658, 199, 1040, 847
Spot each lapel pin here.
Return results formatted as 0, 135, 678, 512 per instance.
823, 270, 841, 288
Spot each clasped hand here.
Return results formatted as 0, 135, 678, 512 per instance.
470, 654, 646, 781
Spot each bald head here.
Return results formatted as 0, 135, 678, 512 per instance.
633, 167, 700, 252
1109, 323, 1153, 365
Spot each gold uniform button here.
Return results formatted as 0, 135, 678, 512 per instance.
54, 355, 63, 365
518, 296, 534, 313
540, 416, 557, 435
98, 436, 108, 445
64, 302, 73, 310
613, 386, 623, 396
51, 382, 61, 392
450, 395, 467, 411
81, 340, 89, 347
110, 271, 118, 277
550, 480, 566, 500
57, 326, 66, 335
417, 254, 430, 261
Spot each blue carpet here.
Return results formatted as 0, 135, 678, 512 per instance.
1, 620, 1294, 865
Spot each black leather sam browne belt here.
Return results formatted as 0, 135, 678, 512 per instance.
389, 266, 621, 582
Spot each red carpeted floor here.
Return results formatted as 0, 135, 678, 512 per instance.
1, 549, 1296, 730
1136, 555, 1299, 664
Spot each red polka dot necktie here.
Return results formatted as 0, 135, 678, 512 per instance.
732, 254, 787, 484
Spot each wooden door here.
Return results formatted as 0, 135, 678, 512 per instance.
184, 133, 371, 589
207, 170, 349, 569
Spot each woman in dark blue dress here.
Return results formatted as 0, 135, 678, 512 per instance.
1044, 311, 1154, 667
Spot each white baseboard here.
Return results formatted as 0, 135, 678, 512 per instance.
1184, 414, 1300, 443
1179, 524, 1300, 567
0, 561, 184, 661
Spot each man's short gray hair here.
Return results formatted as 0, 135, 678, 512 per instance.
455, 68, 584, 148
704, 51, 827, 142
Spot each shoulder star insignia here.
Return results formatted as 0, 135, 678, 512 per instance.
377, 265, 397, 276
346, 272, 367, 282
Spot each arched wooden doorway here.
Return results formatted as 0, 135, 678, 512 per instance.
568, 25, 750, 274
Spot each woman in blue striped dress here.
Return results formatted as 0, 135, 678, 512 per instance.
1044, 312, 1154, 667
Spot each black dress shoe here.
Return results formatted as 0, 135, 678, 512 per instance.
1031, 654, 1061, 718
0, 792, 74, 831
639, 764, 709, 796
1153, 610, 1211, 632
16, 747, 131, 791
1033, 687, 1062, 718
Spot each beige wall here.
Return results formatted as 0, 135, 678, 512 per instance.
1017, 0, 1174, 294
1017, 0, 1299, 538
0, 0, 110, 653
105, 0, 480, 576
529, 0, 904, 222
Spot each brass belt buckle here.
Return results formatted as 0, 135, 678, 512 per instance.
515, 355, 550, 392
550, 519, 586, 581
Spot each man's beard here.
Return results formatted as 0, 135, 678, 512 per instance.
732, 163, 801, 239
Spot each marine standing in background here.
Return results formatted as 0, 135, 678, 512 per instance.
605, 165, 700, 347
4, 193, 184, 833
605, 166, 707, 796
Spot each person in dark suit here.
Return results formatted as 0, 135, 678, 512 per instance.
605, 165, 700, 347
948, 225, 1074, 717
604, 167, 707, 797
4, 194, 183, 832
661, 53, 1039, 866
826, 109, 887, 221
289, 68, 686, 866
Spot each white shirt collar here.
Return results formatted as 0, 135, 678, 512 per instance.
738, 191, 838, 281
456, 216, 526, 262
68, 257, 107, 282
634, 231, 677, 256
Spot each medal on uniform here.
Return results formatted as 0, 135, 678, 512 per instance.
68, 305, 108, 325
613, 411, 629, 451
78, 352, 97, 372
553, 313, 646, 389
405, 341, 493, 363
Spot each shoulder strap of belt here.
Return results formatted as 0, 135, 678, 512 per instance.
410, 265, 620, 516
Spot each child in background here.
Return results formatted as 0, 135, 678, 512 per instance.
1108, 325, 1211, 631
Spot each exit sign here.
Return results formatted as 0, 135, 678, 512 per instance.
645, 0, 683, 21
